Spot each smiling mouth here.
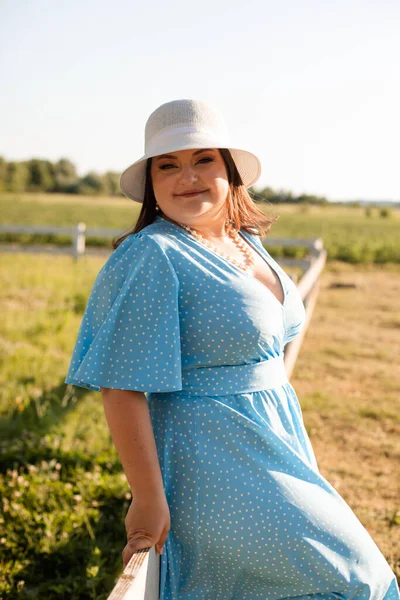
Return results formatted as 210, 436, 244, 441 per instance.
176, 191, 206, 197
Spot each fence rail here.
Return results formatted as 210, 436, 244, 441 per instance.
0, 223, 322, 269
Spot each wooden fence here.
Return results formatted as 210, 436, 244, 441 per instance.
1, 224, 326, 599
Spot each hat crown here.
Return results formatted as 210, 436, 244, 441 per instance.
144, 99, 228, 152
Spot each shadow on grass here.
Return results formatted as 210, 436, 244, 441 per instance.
0, 382, 88, 443
0, 380, 130, 599
4, 496, 128, 600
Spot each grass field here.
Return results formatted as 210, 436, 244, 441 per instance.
1, 192, 400, 263
0, 251, 399, 598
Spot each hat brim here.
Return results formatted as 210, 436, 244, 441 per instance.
119, 145, 262, 203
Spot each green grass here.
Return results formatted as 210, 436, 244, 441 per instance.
268, 202, 400, 263
1, 192, 400, 262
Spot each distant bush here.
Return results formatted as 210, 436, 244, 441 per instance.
379, 207, 392, 218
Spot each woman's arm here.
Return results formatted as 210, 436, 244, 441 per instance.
100, 388, 170, 562
101, 388, 165, 500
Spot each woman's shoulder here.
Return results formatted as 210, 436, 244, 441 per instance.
106, 219, 173, 264
116, 218, 180, 257
92, 219, 179, 293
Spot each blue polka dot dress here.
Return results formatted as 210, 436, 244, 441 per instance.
65, 215, 399, 600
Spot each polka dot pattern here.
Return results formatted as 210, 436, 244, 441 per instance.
65, 215, 399, 599
66, 233, 182, 392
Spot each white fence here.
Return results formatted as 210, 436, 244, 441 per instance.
0, 223, 323, 270
0, 223, 104, 260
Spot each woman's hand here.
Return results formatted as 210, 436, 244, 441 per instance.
122, 494, 171, 568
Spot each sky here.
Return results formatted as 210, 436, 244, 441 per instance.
1, 0, 399, 202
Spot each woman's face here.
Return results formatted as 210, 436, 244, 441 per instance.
150, 148, 230, 224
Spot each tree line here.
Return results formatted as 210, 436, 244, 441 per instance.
0, 157, 121, 196
0, 156, 329, 204
250, 186, 328, 205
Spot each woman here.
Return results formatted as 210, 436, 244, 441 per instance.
65, 99, 399, 599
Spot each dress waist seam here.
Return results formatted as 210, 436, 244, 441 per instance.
167, 356, 289, 397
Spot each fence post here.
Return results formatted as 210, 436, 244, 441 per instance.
309, 237, 324, 262
72, 223, 86, 260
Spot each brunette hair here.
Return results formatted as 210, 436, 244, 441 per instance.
112, 149, 279, 249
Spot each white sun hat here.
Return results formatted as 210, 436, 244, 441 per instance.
119, 98, 262, 203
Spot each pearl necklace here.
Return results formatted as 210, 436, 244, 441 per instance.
176, 220, 255, 273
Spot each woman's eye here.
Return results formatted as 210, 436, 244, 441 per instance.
159, 157, 213, 171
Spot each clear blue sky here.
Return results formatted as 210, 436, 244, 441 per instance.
1, 0, 399, 201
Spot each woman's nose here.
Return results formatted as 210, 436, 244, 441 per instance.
178, 163, 198, 182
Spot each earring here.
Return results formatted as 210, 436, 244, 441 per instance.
155, 203, 160, 212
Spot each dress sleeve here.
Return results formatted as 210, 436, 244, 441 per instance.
65, 232, 182, 393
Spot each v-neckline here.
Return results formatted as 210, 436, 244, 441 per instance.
156, 216, 287, 309
238, 230, 287, 308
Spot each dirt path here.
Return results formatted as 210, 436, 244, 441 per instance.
291, 262, 400, 576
